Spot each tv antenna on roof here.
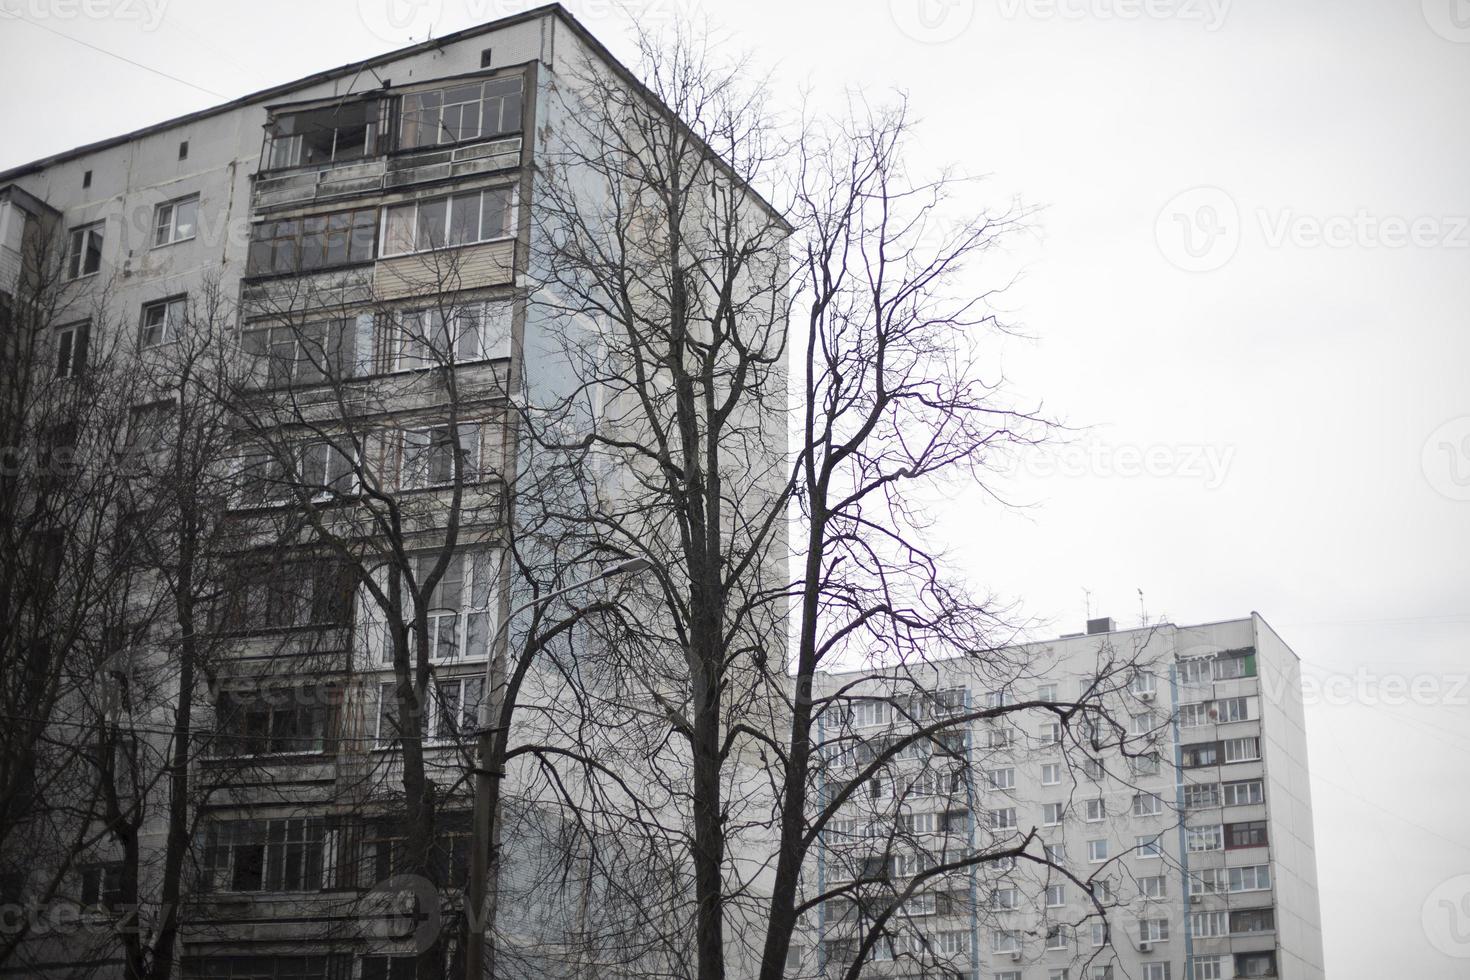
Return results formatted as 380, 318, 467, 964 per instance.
1138, 588, 1148, 627
1083, 587, 1093, 621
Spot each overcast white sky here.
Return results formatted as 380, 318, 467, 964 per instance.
2, 0, 1468, 974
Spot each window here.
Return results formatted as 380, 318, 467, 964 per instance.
1087, 878, 1113, 903
178, 140, 189, 160
67, 223, 104, 279
266, 100, 380, 169
1142, 965, 1171, 980
381, 186, 515, 256
392, 300, 512, 369
153, 195, 198, 246
82, 169, 92, 188
247, 208, 376, 275
202, 818, 327, 892
1179, 658, 1213, 686
1186, 824, 1223, 852
1043, 802, 1065, 826
988, 726, 1014, 749
1085, 798, 1106, 822
55, 321, 89, 378
1138, 918, 1168, 942
1092, 968, 1114, 980
1130, 752, 1160, 775
79, 862, 124, 907
1138, 874, 1167, 898
1190, 868, 1223, 895
982, 689, 1010, 709
1213, 650, 1256, 679
1181, 742, 1219, 768
989, 808, 1016, 831
400, 421, 498, 489
1222, 737, 1260, 763
215, 561, 357, 632
992, 930, 1020, 953
1129, 669, 1156, 696
140, 295, 186, 347
375, 675, 486, 745
991, 885, 1019, 909
1135, 834, 1162, 859
242, 316, 373, 386
935, 930, 970, 955
1037, 683, 1058, 702
1214, 696, 1251, 722
399, 75, 524, 148
1130, 711, 1155, 736
417, 551, 496, 661
849, 698, 892, 728
1229, 865, 1271, 892
1132, 792, 1163, 817
1039, 721, 1062, 745
215, 682, 340, 756
1090, 920, 1109, 946
1083, 757, 1105, 780
1229, 908, 1275, 934
1234, 952, 1277, 977
1045, 883, 1065, 907
1045, 925, 1069, 950
1190, 911, 1228, 937
1049, 970, 1070, 980
1041, 762, 1061, 785
989, 767, 1016, 790
1044, 843, 1066, 864
1222, 779, 1264, 806
1226, 820, 1269, 849
1178, 702, 1209, 727
1087, 839, 1108, 863
1183, 782, 1220, 808
1191, 955, 1225, 980
298, 441, 356, 496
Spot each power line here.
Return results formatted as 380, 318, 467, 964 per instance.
0, 10, 227, 99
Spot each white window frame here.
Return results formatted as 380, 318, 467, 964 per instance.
1139, 918, 1169, 943
392, 300, 513, 371
1084, 798, 1106, 822
1223, 737, 1261, 763
1045, 925, 1069, 950
1086, 839, 1108, 863
1186, 824, 1224, 852
1222, 779, 1264, 806
66, 222, 104, 279
153, 194, 199, 247
140, 295, 186, 348
1043, 802, 1065, 826
1135, 834, 1163, 859
1041, 762, 1062, 785
55, 320, 89, 379
1045, 883, 1065, 908
990, 807, 1017, 831
988, 767, 1016, 790
399, 421, 492, 490
1191, 956, 1225, 980
380, 186, 517, 257
1139, 874, 1167, 899
1132, 792, 1163, 817
1228, 864, 1271, 893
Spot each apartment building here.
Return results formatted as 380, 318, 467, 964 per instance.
800, 614, 1324, 980
0, 6, 787, 979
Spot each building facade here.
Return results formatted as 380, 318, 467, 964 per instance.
801, 614, 1325, 980
0, 5, 788, 979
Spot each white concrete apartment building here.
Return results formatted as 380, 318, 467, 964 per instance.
803, 614, 1324, 980
0, 5, 788, 979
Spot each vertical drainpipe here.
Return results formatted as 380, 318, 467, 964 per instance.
1170, 661, 1194, 978
965, 684, 980, 980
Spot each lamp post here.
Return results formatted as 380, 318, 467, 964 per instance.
464, 557, 651, 980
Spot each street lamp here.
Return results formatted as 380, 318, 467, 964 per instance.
464, 556, 651, 980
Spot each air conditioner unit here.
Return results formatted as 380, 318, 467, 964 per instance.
1139, 690, 1155, 701
1190, 894, 1202, 904
1010, 951, 1022, 962
1139, 942, 1153, 953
